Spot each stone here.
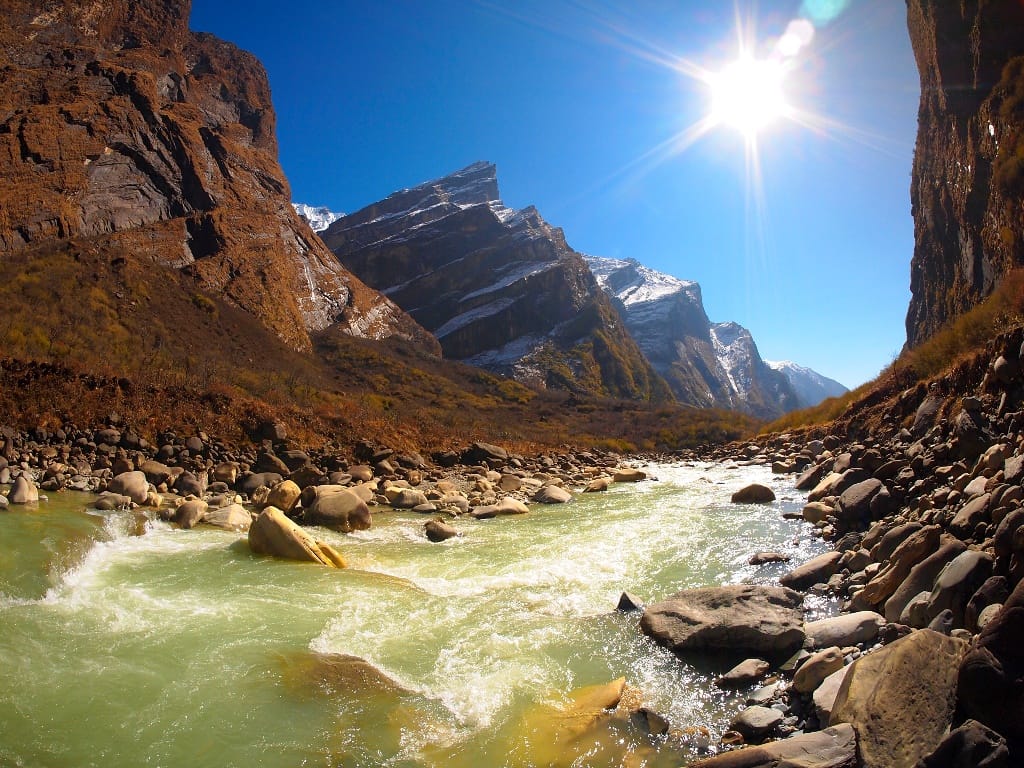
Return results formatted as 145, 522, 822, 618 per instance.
950, 493, 992, 539
927, 550, 994, 628
348, 465, 374, 483
830, 629, 967, 768
461, 442, 508, 464
917, 718, 1009, 768
804, 611, 885, 649
872, 521, 923, 563
813, 665, 852, 724
731, 484, 776, 504
107, 470, 150, 505
174, 471, 205, 498
389, 488, 429, 509
883, 538, 967, 622
213, 462, 239, 485
248, 507, 343, 567
303, 489, 372, 533
793, 646, 845, 694
689, 724, 857, 768
140, 459, 173, 485
956, 576, 1024, 747
471, 497, 530, 519
780, 551, 843, 590
640, 585, 805, 661
612, 468, 646, 482
748, 551, 790, 565
8, 475, 39, 504
533, 485, 572, 504
583, 477, 611, 492
716, 658, 770, 689
616, 592, 644, 612
424, 519, 459, 542
858, 525, 942, 608
236, 472, 283, 497
802, 501, 834, 524
203, 504, 251, 532
729, 706, 782, 741
172, 499, 208, 529
835, 478, 883, 529
498, 474, 522, 492
265, 480, 302, 513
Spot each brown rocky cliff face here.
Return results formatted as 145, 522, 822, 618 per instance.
905, 0, 1024, 348
0, 0, 437, 354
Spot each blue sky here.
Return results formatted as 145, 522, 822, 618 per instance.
190, 0, 920, 390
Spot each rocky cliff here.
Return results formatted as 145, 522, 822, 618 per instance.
586, 256, 811, 419
321, 163, 671, 401
0, 0, 435, 354
905, 0, 1024, 348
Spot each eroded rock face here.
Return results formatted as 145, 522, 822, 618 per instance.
905, 0, 1024, 348
0, 0, 436, 354
321, 162, 670, 401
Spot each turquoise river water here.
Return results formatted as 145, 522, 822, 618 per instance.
0, 461, 830, 767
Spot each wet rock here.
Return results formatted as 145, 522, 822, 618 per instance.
424, 519, 459, 542
748, 551, 790, 565
533, 484, 572, 504
613, 468, 646, 482
689, 724, 857, 767
616, 592, 644, 612
8, 475, 39, 504
730, 706, 782, 741
203, 503, 251, 532
804, 611, 885, 649
583, 477, 611, 492
303, 488, 372, 533
830, 629, 967, 768
265, 480, 301, 513
389, 488, 429, 509
780, 551, 843, 591
802, 501, 834, 524
716, 658, 770, 689
731, 484, 776, 504
236, 472, 284, 497
640, 585, 805, 661
107, 470, 150, 505
172, 499, 208, 529
471, 497, 530, 519
248, 507, 345, 567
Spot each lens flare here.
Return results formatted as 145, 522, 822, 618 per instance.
708, 56, 788, 137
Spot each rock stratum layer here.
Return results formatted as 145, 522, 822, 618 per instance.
321, 162, 670, 401
906, 0, 1024, 348
0, 0, 435, 354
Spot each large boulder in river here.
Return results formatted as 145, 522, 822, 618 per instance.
8, 475, 39, 504
203, 503, 252, 532
248, 507, 345, 567
690, 724, 858, 767
830, 629, 967, 768
640, 585, 805, 661
172, 499, 208, 529
265, 480, 302, 513
303, 488, 371, 533
805, 611, 884, 649
107, 470, 150, 505
533, 485, 572, 504
731, 484, 776, 504
780, 551, 843, 591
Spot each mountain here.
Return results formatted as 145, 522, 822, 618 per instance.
905, 0, 1024, 348
0, 0, 435, 356
320, 162, 671, 401
765, 360, 848, 410
293, 203, 344, 233
586, 256, 804, 419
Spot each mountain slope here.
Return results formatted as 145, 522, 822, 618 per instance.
0, 0, 435, 355
321, 162, 671, 402
766, 361, 848, 410
293, 203, 344, 233
586, 256, 802, 419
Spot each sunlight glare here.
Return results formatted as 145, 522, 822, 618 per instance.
708, 56, 788, 137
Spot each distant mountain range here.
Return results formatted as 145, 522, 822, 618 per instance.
299, 163, 847, 418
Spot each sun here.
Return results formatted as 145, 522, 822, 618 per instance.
707, 56, 789, 138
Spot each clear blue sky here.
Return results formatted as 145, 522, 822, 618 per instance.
190, 0, 920, 390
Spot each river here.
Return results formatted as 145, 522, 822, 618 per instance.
0, 460, 831, 767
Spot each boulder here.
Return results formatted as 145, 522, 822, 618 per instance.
640, 585, 805, 661
172, 499, 208, 529
872, 521, 923, 563
858, 525, 942, 608
583, 477, 611, 492
236, 472, 283, 496
461, 442, 508, 465
780, 551, 843, 590
716, 658, 770, 689
533, 485, 572, 504
804, 611, 884, 649
730, 706, 782, 741
140, 460, 173, 485
303, 489, 371, 533
424, 519, 459, 542
927, 550, 994, 629
471, 497, 530, 519
813, 665, 852, 724
690, 724, 858, 767
835, 478, 883, 529
173, 471, 205, 497
803, 501, 834, 524
389, 488, 428, 509
248, 507, 344, 567
950, 494, 992, 539
8, 475, 39, 504
203, 504, 252, 532
917, 719, 1009, 768
731, 484, 776, 504
883, 538, 967, 622
793, 646, 845, 694
213, 462, 239, 485
265, 480, 302, 513
748, 551, 790, 565
830, 629, 967, 768
956, 576, 1024, 747
107, 470, 149, 504
613, 468, 646, 483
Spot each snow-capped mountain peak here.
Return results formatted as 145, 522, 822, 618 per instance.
293, 203, 344, 232
766, 360, 848, 409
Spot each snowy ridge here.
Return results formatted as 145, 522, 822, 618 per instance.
586, 256, 701, 308
767, 360, 848, 409
292, 203, 344, 233
710, 321, 756, 400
